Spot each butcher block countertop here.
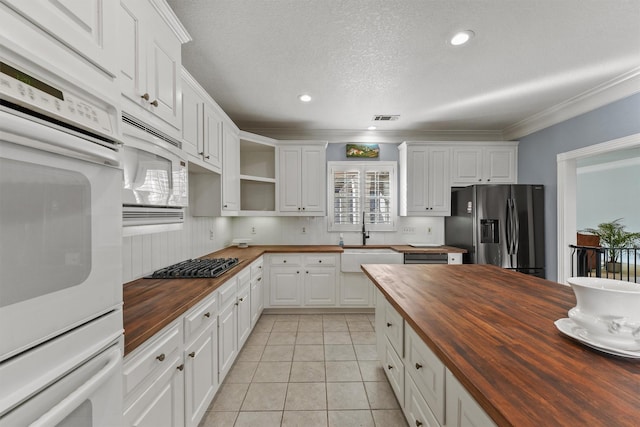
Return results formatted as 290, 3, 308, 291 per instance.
361, 264, 640, 426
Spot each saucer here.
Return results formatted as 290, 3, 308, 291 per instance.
554, 318, 640, 359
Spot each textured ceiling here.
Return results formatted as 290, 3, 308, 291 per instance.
167, 0, 640, 138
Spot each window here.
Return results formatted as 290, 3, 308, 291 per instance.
328, 161, 397, 231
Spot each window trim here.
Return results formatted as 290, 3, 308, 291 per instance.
327, 161, 397, 232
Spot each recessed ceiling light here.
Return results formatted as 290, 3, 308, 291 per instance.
450, 30, 474, 46
298, 94, 312, 102
367, 126, 377, 130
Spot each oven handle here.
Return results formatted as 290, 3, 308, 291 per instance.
29, 346, 121, 427
1, 110, 120, 167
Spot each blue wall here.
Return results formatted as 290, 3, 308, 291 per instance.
517, 93, 640, 281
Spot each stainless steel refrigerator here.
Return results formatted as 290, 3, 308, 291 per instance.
445, 185, 545, 278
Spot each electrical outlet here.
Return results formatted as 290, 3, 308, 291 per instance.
251, 226, 256, 234
402, 226, 416, 233
302, 226, 307, 234
209, 230, 214, 240
427, 227, 432, 235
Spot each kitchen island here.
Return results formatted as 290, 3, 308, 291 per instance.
362, 263, 640, 426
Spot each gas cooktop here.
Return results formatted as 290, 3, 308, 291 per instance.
147, 258, 240, 279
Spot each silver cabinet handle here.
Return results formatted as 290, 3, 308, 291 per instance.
141, 93, 150, 101
150, 100, 158, 107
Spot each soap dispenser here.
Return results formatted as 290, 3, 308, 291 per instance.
339, 233, 344, 247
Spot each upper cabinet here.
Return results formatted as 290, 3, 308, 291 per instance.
118, 0, 191, 135
278, 143, 327, 215
221, 123, 240, 213
3, 0, 118, 77
399, 143, 451, 216
239, 132, 277, 214
451, 142, 518, 185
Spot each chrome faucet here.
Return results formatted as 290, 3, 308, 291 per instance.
362, 211, 370, 245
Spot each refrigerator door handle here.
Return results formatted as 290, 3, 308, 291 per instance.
505, 199, 513, 255
512, 198, 520, 255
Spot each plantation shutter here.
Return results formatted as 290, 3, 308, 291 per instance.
364, 170, 392, 225
333, 169, 361, 225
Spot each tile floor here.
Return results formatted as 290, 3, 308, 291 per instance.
198, 313, 408, 427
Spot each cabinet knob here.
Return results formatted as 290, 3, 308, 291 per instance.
415, 363, 423, 370
156, 353, 165, 362
318, 260, 322, 263
176, 364, 184, 371
387, 364, 393, 370
239, 297, 244, 302
415, 420, 423, 427
259, 265, 262, 269
296, 271, 300, 274
283, 260, 287, 263
204, 312, 211, 318
141, 93, 150, 101
478, 178, 482, 182
189, 351, 196, 358
298, 207, 301, 210
387, 322, 392, 327
198, 151, 204, 155
302, 207, 306, 210
306, 271, 309, 274
487, 179, 491, 182
150, 100, 158, 107
224, 204, 228, 208
205, 155, 210, 159
257, 277, 262, 281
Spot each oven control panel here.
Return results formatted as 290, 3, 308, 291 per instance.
0, 61, 114, 139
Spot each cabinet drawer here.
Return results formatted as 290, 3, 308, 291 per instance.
250, 258, 264, 277
405, 374, 440, 427
219, 276, 238, 309
184, 292, 218, 344
304, 254, 336, 266
405, 324, 445, 425
123, 321, 182, 397
269, 254, 302, 266
237, 268, 251, 287
383, 336, 404, 406
384, 299, 404, 357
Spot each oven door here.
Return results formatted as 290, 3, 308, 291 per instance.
0, 110, 122, 362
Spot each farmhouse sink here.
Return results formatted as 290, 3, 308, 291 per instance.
341, 248, 404, 272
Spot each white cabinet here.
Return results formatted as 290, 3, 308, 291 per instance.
250, 258, 264, 327
399, 143, 451, 216
277, 143, 327, 215
240, 132, 277, 213
118, 0, 190, 133
267, 254, 338, 307
217, 277, 238, 382
236, 270, 252, 349
446, 370, 497, 427
448, 253, 463, 264
451, 143, 518, 185
304, 267, 337, 306
339, 273, 372, 306
269, 266, 303, 306
4, 0, 118, 76
221, 123, 240, 213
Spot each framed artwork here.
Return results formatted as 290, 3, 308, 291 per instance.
346, 144, 379, 158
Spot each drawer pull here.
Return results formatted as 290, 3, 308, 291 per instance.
319, 260, 322, 263
204, 312, 211, 318
141, 93, 150, 101
156, 353, 165, 362
386, 322, 392, 327
283, 260, 287, 263
150, 99, 159, 107
177, 364, 184, 371
189, 351, 196, 358
415, 420, 423, 427
259, 265, 262, 269
387, 364, 393, 370
257, 277, 262, 281
239, 297, 245, 302
415, 363, 423, 370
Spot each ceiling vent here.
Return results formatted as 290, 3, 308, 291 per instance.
372, 115, 400, 121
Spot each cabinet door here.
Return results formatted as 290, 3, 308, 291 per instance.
406, 146, 429, 213
184, 320, 218, 427
118, 0, 148, 107
124, 356, 185, 427
269, 266, 302, 306
304, 267, 336, 306
301, 146, 325, 213
218, 301, 237, 382
483, 146, 516, 183
451, 147, 483, 185
427, 147, 451, 214
181, 77, 203, 158
250, 276, 264, 327
237, 284, 252, 348
145, 9, 181, 128
446, 369, 497, 427
278, 146, 302, 212
6, 0, 118, 76
203, 104, 222, 169
222, 124, 240, 211
340, 273, 371, 306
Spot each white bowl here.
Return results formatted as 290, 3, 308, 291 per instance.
567, 277, 640, 348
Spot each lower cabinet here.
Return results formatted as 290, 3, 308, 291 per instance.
250, 258, 264, 327
237, 271, 252, 348
339, 272, 372, 306
373, 283, 496, 427
184, 319, 218, 427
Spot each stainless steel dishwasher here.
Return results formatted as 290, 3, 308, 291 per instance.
403, 253, 449, 264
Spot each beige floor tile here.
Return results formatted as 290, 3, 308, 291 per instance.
241, 382, 288, 411
354, 344, 377, 361
273, 321, 299, 332
350, 332, 376, 345
323, 314, 346, 320
252, 321, 274, 334
298, 321, 323, 332
290, 361, 326, 382
261, 345, 294, 361
210, 383, 249, 411
326, 382, 370, 410
328, 410, 375, 427
323, 320, 349, 332
296, 332, 324, 344
358, 360, 386, 382
198, 411, 237, 427
275, 314, 300, 321
224, 361, 258, 383
293, 344, 325, 361
348, 321, 374, 332
234, 411, 283, 427
246, 332, 270, 346
267, 332, 297, 345
367, 314, 375, 323
326, 361, 362, 382
364, 381, 400, 409
258, 314, 278, 323
282, 410, 328, 427
237, 345, 265, 362
344, 314, 371, 321
298, 314, 324, 321
285, 382, 327, 410
372, 409, 408, 426
252, 361, 292, 382
325, 345, 356, 361
324, 332, 352, 345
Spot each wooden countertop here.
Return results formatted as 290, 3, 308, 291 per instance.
361, 264, 640, 426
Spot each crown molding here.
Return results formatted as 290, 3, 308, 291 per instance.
503, 67, 640, 140
150, 0, 192, 43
